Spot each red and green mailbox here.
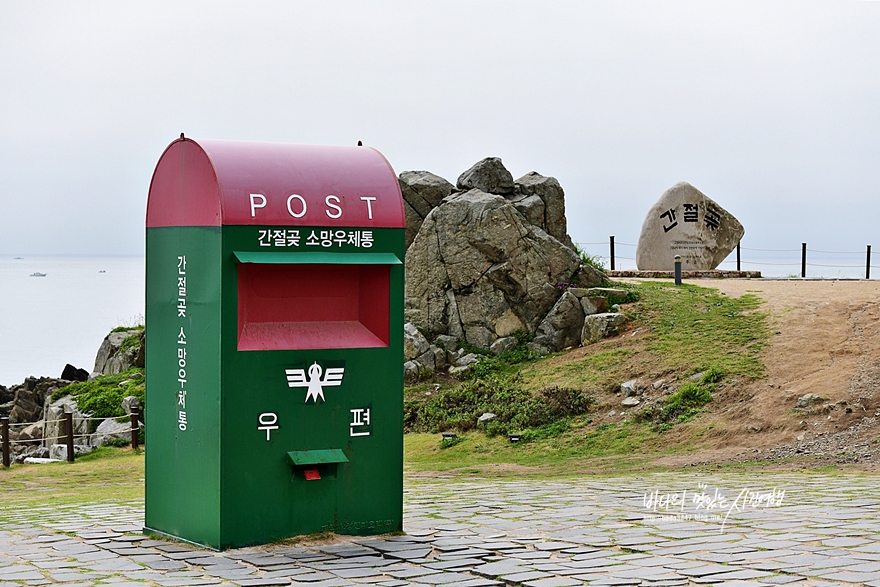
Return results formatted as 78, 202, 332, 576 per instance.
144, 138, 405, 550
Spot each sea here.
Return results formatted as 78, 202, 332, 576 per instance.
0, 255, 145, 387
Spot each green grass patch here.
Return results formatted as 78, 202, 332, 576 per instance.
403, 419, 672, 476
579, 422, 658, 457
51, 368, 145, 430
111, 324, 144, 333
118, 333, 142, 354
627, 282, 767, 379
0, 448, 144, 516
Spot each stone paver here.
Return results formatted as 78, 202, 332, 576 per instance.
3, 473, 880, 586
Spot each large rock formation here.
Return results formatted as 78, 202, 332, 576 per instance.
402, 156, 613, 353
636, 182, 744, 271
405, 189, 582, 348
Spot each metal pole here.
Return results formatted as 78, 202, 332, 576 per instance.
801, 243, 807, 278
867, 245, 872, 280
1, 417, 10, 468
674, 255, 682, 286
131, 408, 139, 450
65, 411, 75, 463
736, 242, 741, 272
609, 236, 615, 271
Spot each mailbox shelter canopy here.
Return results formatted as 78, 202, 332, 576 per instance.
147, 138, 405, 229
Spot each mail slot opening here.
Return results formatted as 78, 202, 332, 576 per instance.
238, 263, 390, 350
287, 449, 348, 481
292, 463, 337, 480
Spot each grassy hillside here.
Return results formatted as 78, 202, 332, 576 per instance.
405, 280, 770, 476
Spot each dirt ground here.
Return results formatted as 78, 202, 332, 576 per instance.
648, 279, 880, 470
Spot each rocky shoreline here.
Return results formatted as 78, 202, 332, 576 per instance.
0, 328, 144, 463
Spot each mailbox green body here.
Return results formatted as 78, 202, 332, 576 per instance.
144, 138, 404, 550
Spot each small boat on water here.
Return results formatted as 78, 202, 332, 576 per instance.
30, 272, 46, 277
13, 256, 23, 260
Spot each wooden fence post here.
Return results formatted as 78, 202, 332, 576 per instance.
65, 412, 75, 463
736, 242, 741, 272
801, 243, 807, 278
609, 236, 615, 271
867, 245, 872, 280
131, 408, 139, 450
1, 417, 10, 468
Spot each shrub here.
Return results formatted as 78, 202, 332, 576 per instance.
410, 373, 594, 436
52, 368, 145, 432
574, 244, 607, 273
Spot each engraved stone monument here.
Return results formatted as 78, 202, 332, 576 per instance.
636, 182, 744, 271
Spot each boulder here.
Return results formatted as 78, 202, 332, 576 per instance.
42, 395, 89, 447
122, 396, 141, 416
403, 323, 431, 361
636, 182, 745, 271
18, 422, 43, 443
574, 264, 607, 288
413, 349, 436, 372
405, 189, 580, 348
2, 377, 70, 424
434, 335, 459, 353
9, 387, 42, 423
92, 329, 144, 376
514, 172, 574, 249
403, 361, 421, 383
455, 353, 482, 368
456, 157, 515, 195
582, 313, 627, 345
399, 171, 454, 249
621, 380, 639, 397
532, 291, 585, 352
431, 345, 448, 370
92, 417, 142, 446
490, 336, 518, 356
61, 364, 89, 382
18, 446, 50, 464
621, 397, 640, 407
580, 296, 609, 316
796, 393, 823, 408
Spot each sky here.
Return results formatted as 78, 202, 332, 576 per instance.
1, 1, 879, 269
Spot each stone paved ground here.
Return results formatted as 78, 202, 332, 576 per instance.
2, 472, 880, 587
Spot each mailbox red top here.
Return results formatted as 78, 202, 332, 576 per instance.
147, 138, 405, 228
